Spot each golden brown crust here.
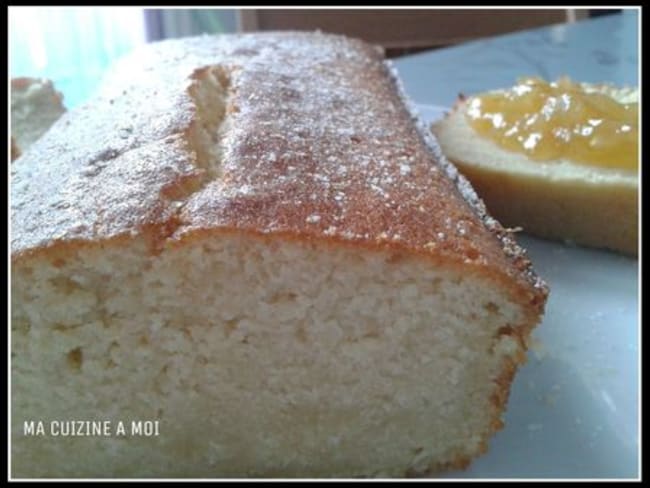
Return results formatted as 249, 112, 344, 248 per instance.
11, 77, 38, 90
11, 77, 65, 104
10, 33, 547, 310
11, 136, 20, 161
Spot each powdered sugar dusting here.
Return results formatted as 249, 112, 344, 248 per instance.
127, 31, 550, 294
305, 214, 321, 224
9, 28, 542, 303
384, 59, 547, 291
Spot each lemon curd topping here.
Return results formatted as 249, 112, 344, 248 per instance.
464, 77, 638, 170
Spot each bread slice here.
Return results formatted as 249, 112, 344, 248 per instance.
431, 86, 638, 256
11, 77, 66, 160
11, 33, 547, 478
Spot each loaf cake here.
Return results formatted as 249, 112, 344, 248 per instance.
11, 32, 548, 478
432, 81, 638, 256
11, 77, 66, 160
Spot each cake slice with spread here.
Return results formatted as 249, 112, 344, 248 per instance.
432, 77, 638, 255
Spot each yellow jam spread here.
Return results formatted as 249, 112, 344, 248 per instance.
464, 76, 638, 170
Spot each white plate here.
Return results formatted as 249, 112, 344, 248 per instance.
417, 104, 640, 479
